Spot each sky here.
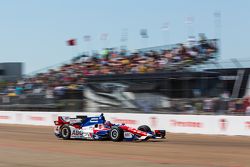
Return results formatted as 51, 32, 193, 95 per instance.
0, 0, 250, 74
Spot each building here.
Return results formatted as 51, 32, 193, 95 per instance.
0, 62, 23, 82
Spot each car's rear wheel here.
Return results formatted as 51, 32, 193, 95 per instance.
109, 126, 124, 142
60, 125, 71, 140
138, 125, 151, 132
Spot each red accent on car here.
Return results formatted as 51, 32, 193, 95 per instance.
154, 130, 166, 138
54, 116, 69, 125
73, 124, 81, 129
120, 125, 148, 136
93, 128, 110, 134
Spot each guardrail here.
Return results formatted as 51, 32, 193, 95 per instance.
0, 95, 250, 115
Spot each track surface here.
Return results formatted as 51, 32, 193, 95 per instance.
0, 124, 250, 167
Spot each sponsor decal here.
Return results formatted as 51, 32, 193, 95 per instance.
246, 121, 250, 129
170, 120, 203, 128
124, 132, 133, 138
122, 126, 147, 136
0, 116, 9, 120
83, 132, 92, 138
112, 118, 137, 125
150, 116, 157, 128
29, 116, 44, 121
71, 129, 92, 139
16, 113, 23, 122
90, 118, 98, 123
72, 129, 83, 136
219, 118, 228, 131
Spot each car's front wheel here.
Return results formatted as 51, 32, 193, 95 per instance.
137, 125, 152, 141
138, 125, 152, 133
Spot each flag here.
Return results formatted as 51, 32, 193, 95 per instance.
185, 16, 194, 25
214, 11, 221, 18
140, 29, 148, 38
83, 35, 91, 42
120, 28, 128, 42
67, 39, 76, 46
161, 22, 169, 31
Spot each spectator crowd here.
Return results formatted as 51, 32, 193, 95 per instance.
0, 34, 221, 111
22, 34, 218, 89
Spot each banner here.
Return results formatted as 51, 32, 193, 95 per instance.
1, 111, 250, 136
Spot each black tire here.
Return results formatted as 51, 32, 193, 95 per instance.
109, 126, 124, 142
60, 125, 71, 140
138, 125, 152, 132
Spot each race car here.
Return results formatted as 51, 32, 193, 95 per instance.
54, 113, 166, 142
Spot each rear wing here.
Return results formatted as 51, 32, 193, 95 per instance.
54, 116, 70, 126
54, 115, 92, 125
54, 116, 86, 125
54, 113, 105, 126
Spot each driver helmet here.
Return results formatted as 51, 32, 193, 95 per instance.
105, 121, 112, 127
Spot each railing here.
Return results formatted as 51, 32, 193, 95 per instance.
0, 94, 249, 115
196, 59, 250, 70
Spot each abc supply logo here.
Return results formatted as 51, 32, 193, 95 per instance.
170, 120, 203, 128
219, 118, 228, 131
72, 129, 83, 136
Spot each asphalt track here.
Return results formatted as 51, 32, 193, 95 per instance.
0, 124, 250, 167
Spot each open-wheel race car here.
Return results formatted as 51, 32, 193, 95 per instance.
54, 113, 166, 142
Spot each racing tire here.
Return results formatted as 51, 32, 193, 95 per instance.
60, 125, 71, 140
109, 126, 124, 142
138, 125, 152, 133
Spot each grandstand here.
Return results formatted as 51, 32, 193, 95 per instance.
1, 36, 249, 114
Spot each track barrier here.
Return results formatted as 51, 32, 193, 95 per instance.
0, 111, 250, 136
